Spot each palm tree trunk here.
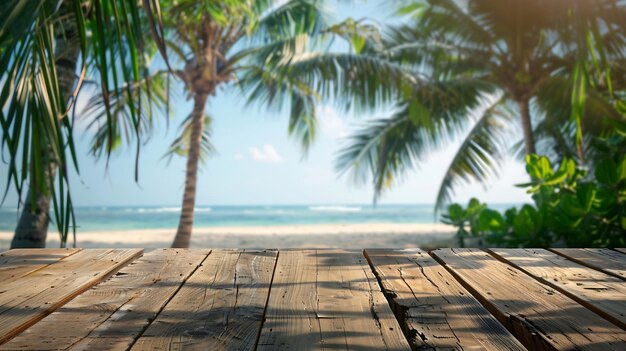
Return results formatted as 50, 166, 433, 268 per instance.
11, 37, 80, 248
518, 99, 536, 155
11, 159, 58, 248
171, 93, 209, 248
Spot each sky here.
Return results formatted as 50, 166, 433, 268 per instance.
0, 1, 532, 208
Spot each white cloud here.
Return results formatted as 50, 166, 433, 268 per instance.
248, 144, 284, 163
318, 106, 348, 139
234, 153, 244, 161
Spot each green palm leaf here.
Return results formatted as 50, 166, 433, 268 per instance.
435, 99, 514, 211
163, 113, 215, 164
83, 71, 170, 160
1, 0, 166, 246
336, 77, 495, 201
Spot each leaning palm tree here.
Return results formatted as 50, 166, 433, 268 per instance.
1, 0, 166, 247
159, 0, 407, 247
337, 0, 626, 211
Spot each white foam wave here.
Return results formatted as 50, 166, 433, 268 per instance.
309, 206, 362, 213
242, 210, 291, 215
125, 206, 211, 213
136, 207, 181, 213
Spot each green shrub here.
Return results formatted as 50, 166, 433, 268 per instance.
442, 136, 626, 248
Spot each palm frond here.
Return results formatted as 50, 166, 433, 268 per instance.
238, 64, 319, 153
83, 71, 170, 159
335, 109, 422, 199
435, 98, 513, 212
1, 1, 76, 243
420, 0, 495, 48
336, 77, 494, 201
163, 113, 215, 164
274, 52, 416, 113
0, 0, 164, 246
252, 0, 327, 41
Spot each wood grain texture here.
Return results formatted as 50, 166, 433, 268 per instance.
0, 249, 81, 284
365, 249, 526, 350
256, 249, 320, 350
0, 249, 142, 345
131, 249, 277, 351
490, 248, 626, 330
257, 249, 410, 351
432, 248, 626, 351
551, 248, 626, 280
0, 249, 209, 351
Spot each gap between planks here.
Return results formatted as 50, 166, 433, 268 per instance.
364, 248, 526, 351
549, 248, 626, 280
432, 248, 626, 351
256, 249, 410, 350
130, 249, 278, 351
490, 248, 626, 330
1, 249, 211, 351
0, 249, 82, 285
0, 249, 143, 345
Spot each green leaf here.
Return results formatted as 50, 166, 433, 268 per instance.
560, 194, 587, 218
396, 2, 425, 16
478, 209, 505, 232
595, 159, 618, 185
558, 158, 577, 178
576, 183, 596, 212
525, 155, 553, 180
544, 170, 568, 186
617, 157, 626, 182
513, 205, 542, 237
594, 188, 616, 211
350, 34, 366, 54
466, 198, 485, 214
408, 101, 429, 125
504, 207, 518, 225
446, 203, 464, 221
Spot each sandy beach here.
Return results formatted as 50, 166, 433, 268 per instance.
0, 223, 456, 250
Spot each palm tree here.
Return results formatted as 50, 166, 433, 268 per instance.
336, 0, 626, 210
152, 0, 325, 248
158, 0, 402, 248
1, 0, 166, 247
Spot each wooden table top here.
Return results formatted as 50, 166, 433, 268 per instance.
0, 248, 625, 350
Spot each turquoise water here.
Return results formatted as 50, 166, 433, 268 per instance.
0, 204, 519, 232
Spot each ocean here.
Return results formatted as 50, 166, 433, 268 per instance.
0, 203, 518, 232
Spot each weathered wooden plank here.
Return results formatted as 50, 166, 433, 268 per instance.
432, 248, 626, 351
491, 248, 626, 330
256, 249, 320, 350
316, 250, 410, 350
0, 249, 81, 284
365, 249, 526, 350
0, 249, 142, 345
130, 249, 277, 351
616, 248, 626, 254
551, 248, 626, 280
258, 250, 410, 350
0, 249, 209, 351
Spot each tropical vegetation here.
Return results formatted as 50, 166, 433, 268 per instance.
443, 122, 626, 248
155, 0, 397, 248
0, 0, 397, 248
337, 0, 626, 212
2, 0, 625, 249
1, 0, 166, 247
